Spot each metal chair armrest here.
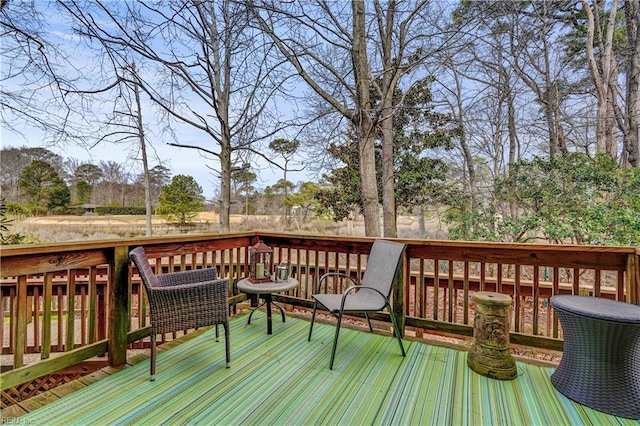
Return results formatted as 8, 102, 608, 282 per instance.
339, 285, 388, 311
315, 272, 357, 293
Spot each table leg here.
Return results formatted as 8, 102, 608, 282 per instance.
271, 301, 286, 322
265, 293, 273, 334
244, 292, 288, 334
246, 300, 266, 325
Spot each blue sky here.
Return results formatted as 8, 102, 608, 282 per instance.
0, 1, 312, 200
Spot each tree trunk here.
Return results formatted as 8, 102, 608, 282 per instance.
625, 0, 640, 167
352, 0, 381, 237
379, 0, 397, 238
357, 120, 381, 237
380, 111, 396, 238
582, 0, 619, 158
132, 68, 153, 237
219, 138, 232, 234
451, 70, 478, 236
418, 204, 426, 239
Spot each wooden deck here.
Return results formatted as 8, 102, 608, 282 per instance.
2, 313, 638, 425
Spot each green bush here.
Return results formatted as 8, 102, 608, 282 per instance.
67, 207, 87, 216
5, 202, 28, 216
1, 199, 25, 244
96, 206, 147, 215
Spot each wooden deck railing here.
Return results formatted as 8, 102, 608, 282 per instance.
2, 232, 639, 391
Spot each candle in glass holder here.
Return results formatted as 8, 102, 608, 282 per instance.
256, 262, 265, 279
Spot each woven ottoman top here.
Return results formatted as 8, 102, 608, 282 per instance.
551, 295, 640, 324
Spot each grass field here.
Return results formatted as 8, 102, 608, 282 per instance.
11, 211, 447, 243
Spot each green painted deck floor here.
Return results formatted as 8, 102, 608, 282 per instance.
9, 313, 640, 425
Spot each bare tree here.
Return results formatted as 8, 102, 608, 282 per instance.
251, 0, 442, 236
582, 0, 619, 158
131, 67, 154, 236
268, 138, 300, 220
373, 0, 448, 237
98, 161, 127, 206
0, 1, 93, 146
624, 0, 640, 166
61, 0, 289, 232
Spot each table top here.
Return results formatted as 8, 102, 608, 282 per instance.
551, 295, 640, 324
472, 291, 512, 305
237, 277, 299, 294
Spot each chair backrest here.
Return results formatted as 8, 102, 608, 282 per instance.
129, 246, 159, 292
360, 240, 407, 297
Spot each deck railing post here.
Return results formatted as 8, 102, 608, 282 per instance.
13, 276, 27, 368
626, 251, 640, 305
109, 245, 130, 367
393, 251, 407, 337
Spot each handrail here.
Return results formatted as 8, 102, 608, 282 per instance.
1, 232, 639, 392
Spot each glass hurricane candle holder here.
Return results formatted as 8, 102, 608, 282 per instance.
248, 240, 273, 283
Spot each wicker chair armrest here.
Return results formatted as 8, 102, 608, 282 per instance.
149, 278, 228, 295
146, 278, 229, 335
315, 272, 357, 293
156, 267, 218, 287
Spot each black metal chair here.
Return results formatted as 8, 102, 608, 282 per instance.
308, 240, 407, 369
130, 246, 230, 381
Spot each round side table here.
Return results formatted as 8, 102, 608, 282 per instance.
237, 277, 299, 334
550, 295, 640, 419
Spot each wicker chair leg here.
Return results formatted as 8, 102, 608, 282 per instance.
224, 323, 231, 368
215, 324, 220, 342
150, 335, 156, 381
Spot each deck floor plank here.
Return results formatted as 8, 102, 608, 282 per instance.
5, 313, 640, 425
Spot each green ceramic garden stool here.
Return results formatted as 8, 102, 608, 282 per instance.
467, 291, 517, 380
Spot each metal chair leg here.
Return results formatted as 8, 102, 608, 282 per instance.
388, 304, 406, 357
329, 311, 343, 370
365, 313, 373, 332
308, 301, 318, 341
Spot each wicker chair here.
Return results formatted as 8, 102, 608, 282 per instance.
308, 240, 407, 369
130, 246, 230, 381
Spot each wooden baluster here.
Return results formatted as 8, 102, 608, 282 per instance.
514, 265, 521, 333
533, 266, 540, 336
302, 249, 310, 299
0, 289, 5, 356
552, 267, 560, 338
433, 259, 439, 321
88, 266, 97, 343
448, 260, 454, 322
14, 275, 27, 368
33, 285, 41, 353
616, 270, 624, 302
463, 262, 470, 325
65, 270, 76, 351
